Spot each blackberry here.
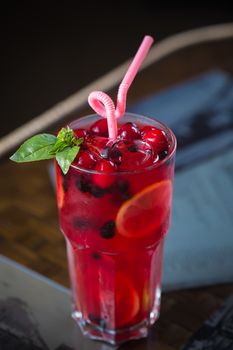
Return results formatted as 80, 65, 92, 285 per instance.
110, 148, 122, 165
99, 220, 115, 239
91, 185, 107, 198
127, 144, 138, 152
117, 180, 132, 200
92, 252, 101, 260
75, 175, 91, 192
159, 150, 168, 160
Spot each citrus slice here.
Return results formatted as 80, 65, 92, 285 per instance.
114, 273, 140, 327
116, 180, 172, 238
56, 173, 64, 209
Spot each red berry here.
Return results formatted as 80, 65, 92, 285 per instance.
118, 122, 140, 141
76, 150, 95, 169
93, 160, 116, 188
142, 128, 168, 154
74, 128, 88, 138
140, 125, 156, 136
90, 119, 108, 137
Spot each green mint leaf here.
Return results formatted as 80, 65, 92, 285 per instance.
55, 146, 80, 174
10, 126, 84, 174
57, 126, 76, 145
49, 139, 68, 155
50, 127, 84, 156
75, 137, 84, 146
10, 134, 57, 162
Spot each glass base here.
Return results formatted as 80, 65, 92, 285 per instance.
72, 311, 151, 345
71, 286, 161, 345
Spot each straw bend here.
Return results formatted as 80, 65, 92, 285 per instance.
88, 91, 115, 119
88, 91, 117, 139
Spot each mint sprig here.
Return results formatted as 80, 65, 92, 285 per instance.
10, 127, 84, 174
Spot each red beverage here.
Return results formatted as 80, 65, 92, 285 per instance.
55, 113, 176, 345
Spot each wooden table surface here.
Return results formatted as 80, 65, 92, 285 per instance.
1, 39, 233, 349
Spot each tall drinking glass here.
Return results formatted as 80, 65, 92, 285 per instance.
55, 113, 176, 345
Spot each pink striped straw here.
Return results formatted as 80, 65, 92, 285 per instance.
88, 35, 154, 139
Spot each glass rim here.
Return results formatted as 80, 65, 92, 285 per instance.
69, 112, 177, 176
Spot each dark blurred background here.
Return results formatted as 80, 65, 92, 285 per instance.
1, 1, 232, 138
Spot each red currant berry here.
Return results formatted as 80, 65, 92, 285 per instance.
90, 119, 108, 137
118, 122, 140, 141
93, 160, 116, 188
140, 125, 156, 136
74, 128, 88, 138
142, 129, 168, 154
76, 150, 95, 169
